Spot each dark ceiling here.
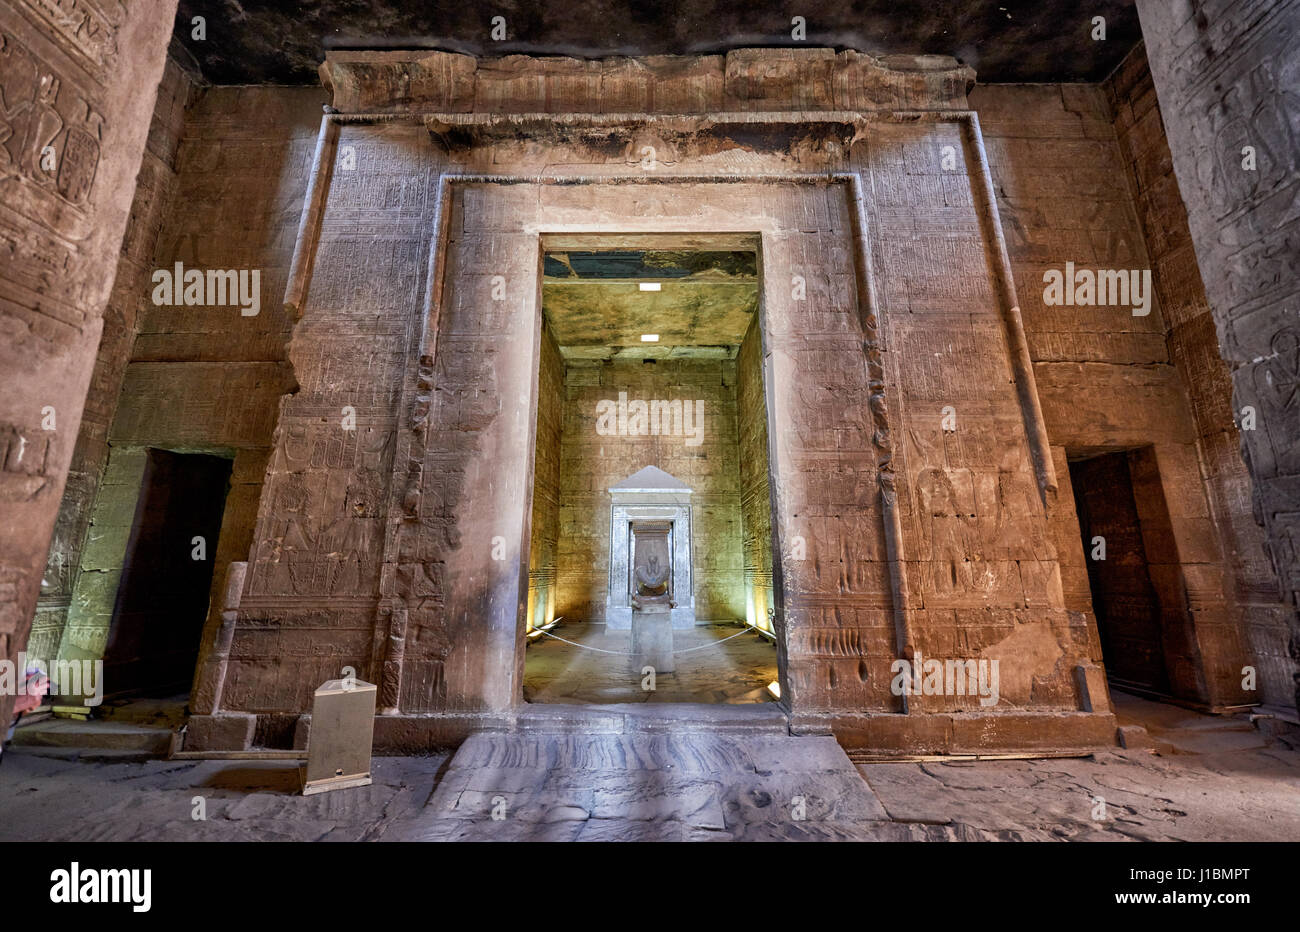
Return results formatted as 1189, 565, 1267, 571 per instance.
172, 0, 1142, 86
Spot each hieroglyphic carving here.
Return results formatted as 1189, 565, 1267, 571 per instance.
0, 0, 172, 738
0, 31, 104, 206
248, 424, 394, 598
0, 420, 52, 501
0, 27, 108, 344
12, 0, 123, 74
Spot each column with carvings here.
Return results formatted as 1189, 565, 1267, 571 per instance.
0, 0, 178, 725
1135, 0, 1300, 713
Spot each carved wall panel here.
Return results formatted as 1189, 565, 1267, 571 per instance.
0, 0, 176, 726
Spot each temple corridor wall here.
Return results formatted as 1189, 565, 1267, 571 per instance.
178, 50, 1121, 751
1105, 44, 1292, 709
32, 81, 325, 712
32, 56, 196, 667
737, 319, 775, 633
118, 85, 323, 722
556, 357, 744, 624
525, 322, 563, 633
228, 118, 443, 739
972, 81, 1254, 708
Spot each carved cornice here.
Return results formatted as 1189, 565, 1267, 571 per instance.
320, 47, 974, 115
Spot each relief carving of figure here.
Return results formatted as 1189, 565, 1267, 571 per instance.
0, 34, 40, 175
917, 465, 979, 596
631, 553, 673, 611
0, 34, 101, 204
22, 73, 61, 186
635, 554, 669, 595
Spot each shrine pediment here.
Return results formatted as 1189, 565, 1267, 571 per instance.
609, 465, 692, 493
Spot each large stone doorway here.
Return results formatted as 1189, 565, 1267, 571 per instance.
521, 241, 781, 705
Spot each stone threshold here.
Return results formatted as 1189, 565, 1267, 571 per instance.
512, 702, 789, 735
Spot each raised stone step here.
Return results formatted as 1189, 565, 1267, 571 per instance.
515, 701, 789, 735
10, 718, 174, 755
384, 730, 890, 841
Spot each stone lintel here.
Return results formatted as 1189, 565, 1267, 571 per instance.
320, 47, 975, 115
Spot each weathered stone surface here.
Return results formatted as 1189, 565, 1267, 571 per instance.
1104, 44, 1293, 711
383, 731, 887, 841
30, 49, 1102, 750
1134, 0, 1300, 714
3, 692, 1293, 842
973, 77, 1262, 711
319, 48, 974, 114
33, 57, 197, 672
0, 0, 179, 727
173, 1, 1142, 86
183, 713, 255, 752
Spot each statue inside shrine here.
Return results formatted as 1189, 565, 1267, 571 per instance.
631, 554, 672, 612
606, 466, 695, 630
629, 522, 675, 672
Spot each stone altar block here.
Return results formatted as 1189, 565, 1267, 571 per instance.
606, 466, 695, 630
631, 612, 675, 673
629, 519, 676, 671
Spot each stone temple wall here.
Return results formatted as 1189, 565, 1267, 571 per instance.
556, 357, 745, 624
117, 85, 322, 723
210, 116, 443, 738
971, 80, 1254, 709
1134, 0, 1300, 714
32, 54, 197, 668
30, 79, 325, 711
525, 321, 563, 633
39, 40, 1290, 751
737, 318, 775, 633
166, 47, 1128, 753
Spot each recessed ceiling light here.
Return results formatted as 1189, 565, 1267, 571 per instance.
641, 334, 659, 342
638, 282, 661, 291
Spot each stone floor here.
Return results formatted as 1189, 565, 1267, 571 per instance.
522, 621, 778, 704
0, 691, 1295, 842
858, 692, 1300, 842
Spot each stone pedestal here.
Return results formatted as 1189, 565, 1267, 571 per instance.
631, 612, 675, 674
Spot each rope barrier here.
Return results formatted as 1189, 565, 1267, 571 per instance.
531, 625, 760, 655
669, 628, 754, 653
529, 630, 633, 654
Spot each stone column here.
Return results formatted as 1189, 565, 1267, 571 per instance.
0, 1, 178, 725
1135, 0, 1300, 713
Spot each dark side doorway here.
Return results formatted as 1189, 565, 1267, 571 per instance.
1069, 450, 1172, 697
102, 449, 232, 699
